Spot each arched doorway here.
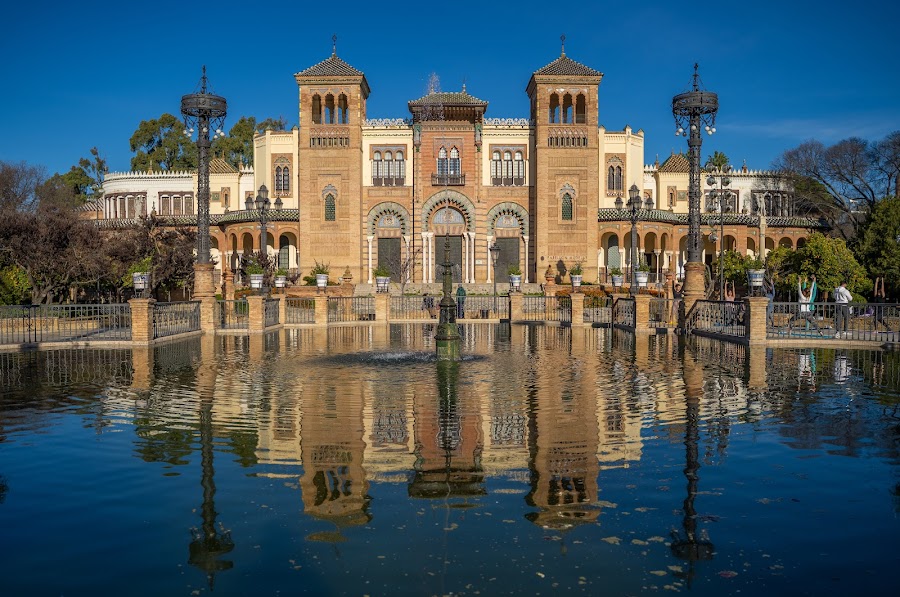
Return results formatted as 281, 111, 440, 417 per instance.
487, 202, 528, 283
421, 190, 475, 283
368, 202, 410, 283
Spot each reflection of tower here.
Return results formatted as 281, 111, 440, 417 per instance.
409, 360, 485, 499
670, 351, 714, 586
299, 381, 371, 533
188, 398, 235, 588
525, 330, 600, 529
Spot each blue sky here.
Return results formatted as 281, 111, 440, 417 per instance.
2, 0, 897, 177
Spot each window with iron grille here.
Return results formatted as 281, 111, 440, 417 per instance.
562, 194, 573, 221
325, 194, 336, 221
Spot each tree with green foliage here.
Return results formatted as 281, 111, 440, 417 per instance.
854, 195, 900, 298
704, 151, 729, 171
57, 147, 107, 204
130, 113, 197, 171
765, 232, 870, 300
712, 249, 749, 284
0, 265, 30, 304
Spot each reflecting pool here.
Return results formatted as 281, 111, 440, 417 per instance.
1, 325, 899, 595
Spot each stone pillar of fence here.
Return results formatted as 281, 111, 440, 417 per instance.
744, 296, 769, 345
223, 268, 234, 300
247, 295, 266, 334
634, 295, 651, 333
509, 293, 524, 322
374, 293, 389, 323
570, 293, 585, 327
279, 297, 288, 327
199, 297, 217, 334
314, 295, 329, 326
128, 298, 155, 345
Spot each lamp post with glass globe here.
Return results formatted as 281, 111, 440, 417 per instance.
706, 167, 733, 300
181, 66, 226, 299
672, 64, 718, 309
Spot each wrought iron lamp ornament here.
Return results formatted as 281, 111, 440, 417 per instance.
489, 242, 500, 313
181, 66, 227, 266
672, 64, 718, 267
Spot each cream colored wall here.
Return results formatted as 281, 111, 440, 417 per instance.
597, 126, 645, 209
480, 126, 533, 186
361, 127, 414, 185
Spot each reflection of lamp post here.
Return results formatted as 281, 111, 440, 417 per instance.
628, 184, 641, 297
673, 64, 718, 305
489, 243, 500, 313
707, 168, 733, 300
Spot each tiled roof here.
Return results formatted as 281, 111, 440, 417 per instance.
533, 53, 602, 77
409, 90, 488, 107
658, 152, 691, 173
209, 158, 237, 174
295, 54, 364, 78
93, 210, 301, 230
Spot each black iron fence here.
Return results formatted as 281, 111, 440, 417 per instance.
612, 298, 635, 328
152, 302, 200, 339
691, 300, 747, 338
328, 297, 375, 323
216, 299, 249, 329
265, 298, 280, 327
285, 298, 315, 324
768, 301, 900, 341
0, 304, 132, 344
521, 296, 570, 323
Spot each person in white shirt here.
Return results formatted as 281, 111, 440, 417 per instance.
788, 276, 824, 335
834, 282, 853, 336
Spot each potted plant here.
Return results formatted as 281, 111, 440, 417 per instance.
569, 262, 583, 289
746, 256, 765, 288
246, 262, 265, 290
609, 267, 624, 288
373, 264, 391, 293
309, 261, 329, 292
274, 268, 288, 289
507, 264, 522, 292
635, 260, 650, 287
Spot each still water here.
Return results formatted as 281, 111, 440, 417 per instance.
0, 325, 898, 596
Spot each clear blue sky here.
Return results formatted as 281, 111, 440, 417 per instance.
2, 0, 897, 177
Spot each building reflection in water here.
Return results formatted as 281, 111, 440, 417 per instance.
409, 359, 485, 500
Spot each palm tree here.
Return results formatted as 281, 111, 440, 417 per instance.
704, 151, 729, 171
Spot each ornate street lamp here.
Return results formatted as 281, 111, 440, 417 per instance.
489, 242, 501, 313
673, 64, 718, 305
707, 167, 733, 300
181, 66, 227, 299
628, 184, 642, 296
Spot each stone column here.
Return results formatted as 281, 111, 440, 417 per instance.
223, 268, 234, 300
523, 235, 529, 284
247, 295, 265, 334
193, 262, 216, 300
681, 261, 706, 318
366, 235, 374, 284
128, 298, 155, 345
199, 297, 217, 335
486, 235, 494, 283
279, 296, 288, 326
314, 294, 329, 326
509, 293, 524, 323
634, 294, 651, 333
744, 296, 769, 345
374, 293, 389, 323
570, 292, 585, 327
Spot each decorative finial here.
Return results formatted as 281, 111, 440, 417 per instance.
462, 77, 467, 93
692, 63, 699, 91
561, 34, 566, 56
332, 34, 337, 56
201, 65, 208, 94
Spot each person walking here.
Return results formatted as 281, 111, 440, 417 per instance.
455, 285, 467, 319
764, 276, 776, 327
833, 281, 853, 337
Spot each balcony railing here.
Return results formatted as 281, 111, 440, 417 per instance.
432, 174, 465, 186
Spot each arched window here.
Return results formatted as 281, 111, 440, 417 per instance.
325, 194, 336, 221
549, 93, 560, 124
396, 150, 405, 185
562, 194, 573, 221
514, 151, 525, 185
449, 147, 460, 176
491, 150, 501, 185
161, 195, 170, 215
372, 151, 382, 185
184, 195, 194, 215
563, 94, 573, 124
615, 166, 623, 191
384, 151, 393, 183
437, 147, 448, 176
575, 94, 586, 124
338, 94, 348, 124
312, 94, 322, 124
324, 94, 335, 124
608, 166, 615, 190
282, 166, 290, 193
275, 166, 283, 192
